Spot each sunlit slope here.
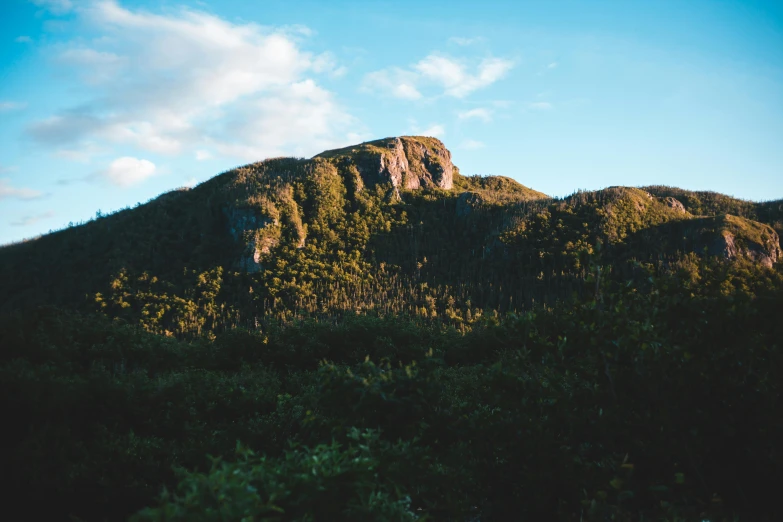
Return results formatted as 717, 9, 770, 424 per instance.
0, 137, 779, 328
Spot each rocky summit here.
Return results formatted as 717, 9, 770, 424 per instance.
316, 136, 455, 191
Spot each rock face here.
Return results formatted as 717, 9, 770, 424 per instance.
711, 230, 781, 268
663, 196, 687, 214
376, 138, 409, 188
316, 136, 454, 191
707, 215, 781, 268
224, 207, 279, 273
399, 137, 453, 190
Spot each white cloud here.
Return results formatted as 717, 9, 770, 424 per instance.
362, 68, 422, 100
528, 102, 552, 110
59, 48, 124, 83
365, 53, 514, 100
215, 79, 360, 161
183, 177, 198, 188
195, 150, 213, 161
410, 123, 445, 138
415, 55, 514, 98
0, 179, 42, 200
393, 83, 423, 100
458, 108, 493, 122
311, 52, 347, 77
422, 125, 445, 137
101, 157, 157, 187
423, 124, 445, 137
30, 0, 73, 15
460, 139, 485, 150
414, 55, 464, 89
449, 37, 484, 46
548, 62, 558, 69
60, 48, 122, 66
11, 211, 55, 227
0, 101, 27, 111
15, 36, 33, 43
27, 1, 357, 164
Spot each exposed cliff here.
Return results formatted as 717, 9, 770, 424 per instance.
707, 214, 781, 268
316, 136, 454, 191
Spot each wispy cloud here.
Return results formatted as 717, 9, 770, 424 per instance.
0, 101, 27, 112
535, 61, 559, 76
0, 179, 43, 200
54, 142, 105, 163
364, 53, 514, 100
26, 1, 359, 163
415, 55, 514, 98
421, 124, 445, 137
458, 108, 493, 122
15, 36, 33, 43
460, 139, 485, 150
195, 150, 213, 161
449, 37, 485, 46
409, 122, 446, 138
11, 211, 55, 227
362, 68, 422, 100
30, 0, 73, 15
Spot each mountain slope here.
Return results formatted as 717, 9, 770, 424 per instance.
2, 137, 783, 522
0, 137, 780, 333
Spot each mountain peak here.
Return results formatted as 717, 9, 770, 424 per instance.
315, 136, 454, 191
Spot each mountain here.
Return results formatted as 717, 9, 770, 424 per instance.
0, 136, 779, 332
2, 137, 783, 522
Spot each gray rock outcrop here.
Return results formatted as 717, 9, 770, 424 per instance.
663, 196, 687, 214
711, 230, 780, 268
316, 136, 454, 191
224, 207, 279, 273
706, 215, 781, 268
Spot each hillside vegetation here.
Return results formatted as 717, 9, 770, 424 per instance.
1, 137, 782, 521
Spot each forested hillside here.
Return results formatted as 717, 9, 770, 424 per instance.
1, 137, 782, 521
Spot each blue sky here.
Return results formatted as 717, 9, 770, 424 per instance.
1, 0, 782, 245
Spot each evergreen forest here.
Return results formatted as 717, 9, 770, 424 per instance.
1, 137, 782, 521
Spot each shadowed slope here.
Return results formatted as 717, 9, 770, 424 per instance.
0, 138, 779, 329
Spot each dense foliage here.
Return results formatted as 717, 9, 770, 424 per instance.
1, 138, 782, 520
2, 255, 782, 521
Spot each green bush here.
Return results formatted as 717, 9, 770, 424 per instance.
133, 429, 418, 522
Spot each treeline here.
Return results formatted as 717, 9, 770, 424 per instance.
2, 149, 783, 520
1, 255, 782, 521
72, 183, 777, 339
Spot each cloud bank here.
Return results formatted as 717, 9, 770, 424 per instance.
27, 0, 360, 169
